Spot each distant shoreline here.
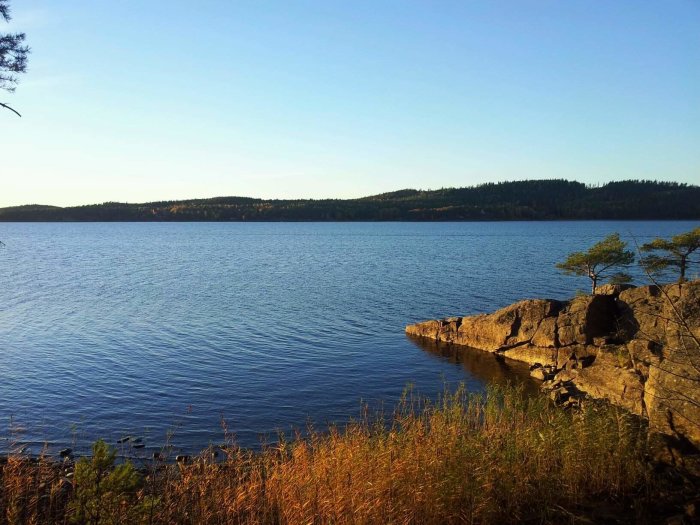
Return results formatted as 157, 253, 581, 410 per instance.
2, 180, 699, 222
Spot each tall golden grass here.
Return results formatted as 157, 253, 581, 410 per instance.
1, 385, 653, 524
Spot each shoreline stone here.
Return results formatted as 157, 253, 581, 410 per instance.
406, 280, 700, 447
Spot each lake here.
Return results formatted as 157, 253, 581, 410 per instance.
1, 221, 697, 456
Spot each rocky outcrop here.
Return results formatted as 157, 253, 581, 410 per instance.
406, 299, 565, 352
406, 299, 563, 352
406, 280, 700, 447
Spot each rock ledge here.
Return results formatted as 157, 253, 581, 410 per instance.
406, 281, 700, 447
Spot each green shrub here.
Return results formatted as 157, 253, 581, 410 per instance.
68, 439, 144, 524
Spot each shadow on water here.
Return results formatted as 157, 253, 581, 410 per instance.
406, 335, 541, 396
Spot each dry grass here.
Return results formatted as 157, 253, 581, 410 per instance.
1, 385, 654, 524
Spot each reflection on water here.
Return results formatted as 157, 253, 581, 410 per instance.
406, 335, 541, 396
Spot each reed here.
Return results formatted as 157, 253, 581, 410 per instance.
1, 384, 653, 524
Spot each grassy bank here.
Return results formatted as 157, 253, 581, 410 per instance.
1, 385, 658, 524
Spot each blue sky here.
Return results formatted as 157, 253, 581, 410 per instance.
1, 0, 698, 206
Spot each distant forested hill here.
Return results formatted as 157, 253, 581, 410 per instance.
1, 180, 698, 221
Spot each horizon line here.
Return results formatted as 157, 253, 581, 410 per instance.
2, 178, 696, 210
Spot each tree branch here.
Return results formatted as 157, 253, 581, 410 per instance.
0, 101, 21, 116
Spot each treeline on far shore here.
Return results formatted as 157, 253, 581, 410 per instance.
1, 179, 698, 222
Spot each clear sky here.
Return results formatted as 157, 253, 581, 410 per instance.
1, 1, 698, 207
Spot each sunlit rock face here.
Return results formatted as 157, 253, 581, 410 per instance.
406, 299, 564, 352
406, 280, 700, 447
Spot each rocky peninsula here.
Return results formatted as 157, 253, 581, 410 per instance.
406, 280, 700, 449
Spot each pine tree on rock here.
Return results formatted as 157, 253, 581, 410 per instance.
641, 227, 700, 284
556, 233, 635, 294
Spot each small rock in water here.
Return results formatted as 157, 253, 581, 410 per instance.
59, 448, 72, 458
132, 442, 145, 449
117, 436, 131, 444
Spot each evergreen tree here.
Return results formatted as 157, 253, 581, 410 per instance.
641, 227, 700, 283
556, 233, 635, 294
1, 0, 30, 116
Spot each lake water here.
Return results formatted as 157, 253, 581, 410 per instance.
1, 221, 697, 456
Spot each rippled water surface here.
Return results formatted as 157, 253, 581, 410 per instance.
1, 221, 697, 455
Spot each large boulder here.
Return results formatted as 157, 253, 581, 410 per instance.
614, 283, 700, 347
635, 282, 700, 445
616, 285, 667, 345
405, 299, 563, 352
454, 299, 562, 351
594, 283, 635, 296
404, 317, 465, 342
531, 316, 558, 347
502, 345, 559, 367
556, 295, 618, 346
405, 319, 442, 340
558, 364, 645, 416
452, 313, 509, 351
645, 358, 700, 446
